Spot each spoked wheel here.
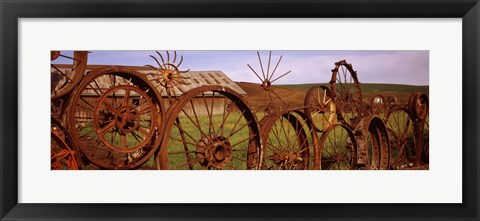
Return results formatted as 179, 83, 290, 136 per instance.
260, 109, 319, 170
247, 51, 293, 114
67, 66, 165, 169
145, 50, 191, 103
319, 124, 357, 170
158, 85, 261, 170
51, 117, 80, 170
330, 60, 364, 129
304, 85, 336, 133
385, 107, 416, 169
409, 93, 429, 165
387, 96, 398, 109
51, 51, 88, 99
361, 116, 390, 170
409, 93, 429, 121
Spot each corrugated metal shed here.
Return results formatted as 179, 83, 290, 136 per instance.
51, 64, 247, 97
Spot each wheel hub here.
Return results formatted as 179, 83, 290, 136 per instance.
261, 80, 272, 91
115, 105, 139, 133
268, 151, 303, 169
196, 136, 232, 169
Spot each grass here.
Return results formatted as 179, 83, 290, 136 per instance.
72, 105, 429, 170
165, 111, 252, 170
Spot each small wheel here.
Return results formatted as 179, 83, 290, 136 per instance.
260, 109, 319, 170
387, 96, 398, 109
158, 85, 261, 170
51, 51, 88, 99
246, 51, 293, 114
145, 51, 191, 101
304, 85, 336, 132
409, 93, 429, 121
371, 95, 387, 116
330, 60, 363, 129
93, 85, 157, 154
319, 124, 357, 170
385, 107, 416, 169
51, 117, 79, 170
67, 66, 165, 169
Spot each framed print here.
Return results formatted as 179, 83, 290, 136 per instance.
1, 0, 479, 220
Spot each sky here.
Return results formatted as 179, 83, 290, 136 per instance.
53, 50, 429, 85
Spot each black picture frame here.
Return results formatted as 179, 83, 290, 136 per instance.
1, 0, 479, 220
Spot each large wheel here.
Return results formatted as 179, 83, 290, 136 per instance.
408, 93, 429, 166
319, 124, 357, 170
51, 117, 80, 170
385, 107, 416, 169
330, 60, 364, 129
304, 85, 336, 132
158, 85, 261, 170
51, 51, 88, 99
260, 109, 319, 170
67, 66, 165, 169
364, 116, 390, 170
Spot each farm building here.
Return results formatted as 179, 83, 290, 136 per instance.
51, 64, 248, 120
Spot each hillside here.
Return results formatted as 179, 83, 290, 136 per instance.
236, 82, 429, 109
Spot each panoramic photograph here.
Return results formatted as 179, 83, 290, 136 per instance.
50, 50, 429, 170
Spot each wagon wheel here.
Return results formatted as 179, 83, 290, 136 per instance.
158, 85, 261, 170
304, 85, 336, 133
330, 60, 363, 129
409, 93, 429, 121
363, 116, 390, 170
371, 95, 387, 116
260, 109, 319, 170
67, 66, 165, 169
351, 116, 387, 170
385, 107, 416, 169
145, 51, 190, 105
319, 124, 357, 170
247, 51, 292, 114
387, 96, 398, 109
51, 117, 80, 170
51, 51, 88, 99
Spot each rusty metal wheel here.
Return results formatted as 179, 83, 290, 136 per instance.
364, 116, 390, 170
387, 95, 398, 109
247, 51, 293, 114
385, 107, 416, 169
158, 85, 261, 170
319, 124, 357, 170
409, 92, 429, 121
408, 92, 429, 166
330, 60, 363, 129
67, 66, 165, 169
304, 85, 336, 132
51, 117, 80, 170
51, 51, 88, 99
260, 109, 319, 170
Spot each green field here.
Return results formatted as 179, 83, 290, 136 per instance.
277, 83, 429, 94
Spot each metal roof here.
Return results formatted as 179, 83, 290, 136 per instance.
51, 65, 247, 97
